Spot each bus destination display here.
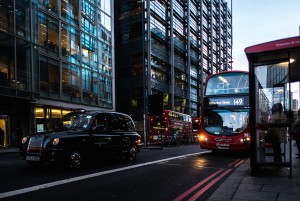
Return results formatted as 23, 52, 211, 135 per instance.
207, 97, 249, 106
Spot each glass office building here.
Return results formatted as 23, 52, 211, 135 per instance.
115, 0, 232, 139
0, 0, 113, 147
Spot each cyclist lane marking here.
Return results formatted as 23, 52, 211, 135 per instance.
173, 169, 225, 201
173, 157, 246, 201
187, 169, 232, 201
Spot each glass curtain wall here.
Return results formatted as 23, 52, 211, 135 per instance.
34, 0, 113, 108
0, 0, 113, 146
0, 0, 113, 107
115, 0, 231, 118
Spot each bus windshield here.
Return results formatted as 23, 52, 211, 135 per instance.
205, 72, 249, 95
202, 108, 249, 136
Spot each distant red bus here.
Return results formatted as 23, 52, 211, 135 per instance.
199, 71, 250, 151
192, 117, 201, 142
150, 110, 193, 145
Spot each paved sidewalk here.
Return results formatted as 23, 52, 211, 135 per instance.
207, 150, 300, 201
0, 147, 19, 154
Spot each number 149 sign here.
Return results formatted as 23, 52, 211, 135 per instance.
234, 98, 244, 105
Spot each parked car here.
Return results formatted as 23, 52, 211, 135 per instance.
20, 111, 142, 169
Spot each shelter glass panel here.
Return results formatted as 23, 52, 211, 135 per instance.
254, 60, 291, 164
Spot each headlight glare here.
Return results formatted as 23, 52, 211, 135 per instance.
198, 134, 207, 142
21, 137, 28, 144
136, 139, 141, 144
52, 138, 60, 146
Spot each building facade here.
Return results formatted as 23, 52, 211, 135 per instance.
0, 0, 114, 147
115, 0, 232, 142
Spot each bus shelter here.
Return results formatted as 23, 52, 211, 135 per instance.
245, 36, 300, 176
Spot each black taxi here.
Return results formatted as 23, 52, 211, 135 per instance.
20, 111, 142, 168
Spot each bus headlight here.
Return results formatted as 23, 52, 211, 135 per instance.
240, 133, 250, 143
239, 137, 251, 143
198, 134, 208, 142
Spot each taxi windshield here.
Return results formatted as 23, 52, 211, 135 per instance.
70, 114, 94, 130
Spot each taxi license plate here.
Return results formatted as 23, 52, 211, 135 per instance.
26, 156, 40, 161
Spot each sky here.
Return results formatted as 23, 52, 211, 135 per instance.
231, 0, 300, 71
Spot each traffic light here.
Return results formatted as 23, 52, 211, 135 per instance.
148, 94, 163, 115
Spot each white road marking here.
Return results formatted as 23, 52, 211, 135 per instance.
0, 151, 210, 199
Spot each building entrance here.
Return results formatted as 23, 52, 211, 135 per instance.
0, 115, 9, 147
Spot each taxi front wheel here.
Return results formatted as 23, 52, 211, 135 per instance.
67, 150, 83, 169
125, 145, 137, 161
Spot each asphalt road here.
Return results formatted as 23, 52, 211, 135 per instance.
0, 145, 249, 201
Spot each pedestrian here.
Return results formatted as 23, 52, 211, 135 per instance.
292, 109, 300, 158
266, 103, 287, 162
0, 127, 4, 147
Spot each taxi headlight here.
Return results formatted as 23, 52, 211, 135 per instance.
21, 137, 28, 144
136, 139, 141, 144
52, 138, 60, 146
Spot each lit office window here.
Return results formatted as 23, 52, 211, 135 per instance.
0, 0, 14, 34
175, 70, 187, 90
98, 42, 112, 76
99, 75, 112, 106
62, 63, 80, 101
38, 12, 59, 52
39, 0, 58, 14
61, 0, 79, 25
82, 68, 97, 104
81, 0, 96, 36
82, 33, 97, 70
61, 23, 80, 65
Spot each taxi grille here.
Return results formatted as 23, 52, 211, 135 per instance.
27, 136, 44, 153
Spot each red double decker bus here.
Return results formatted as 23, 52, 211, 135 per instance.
149, 110, 193, 145
198, 71, 250, 151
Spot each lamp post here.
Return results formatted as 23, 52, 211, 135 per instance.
217, 60, 233, 72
